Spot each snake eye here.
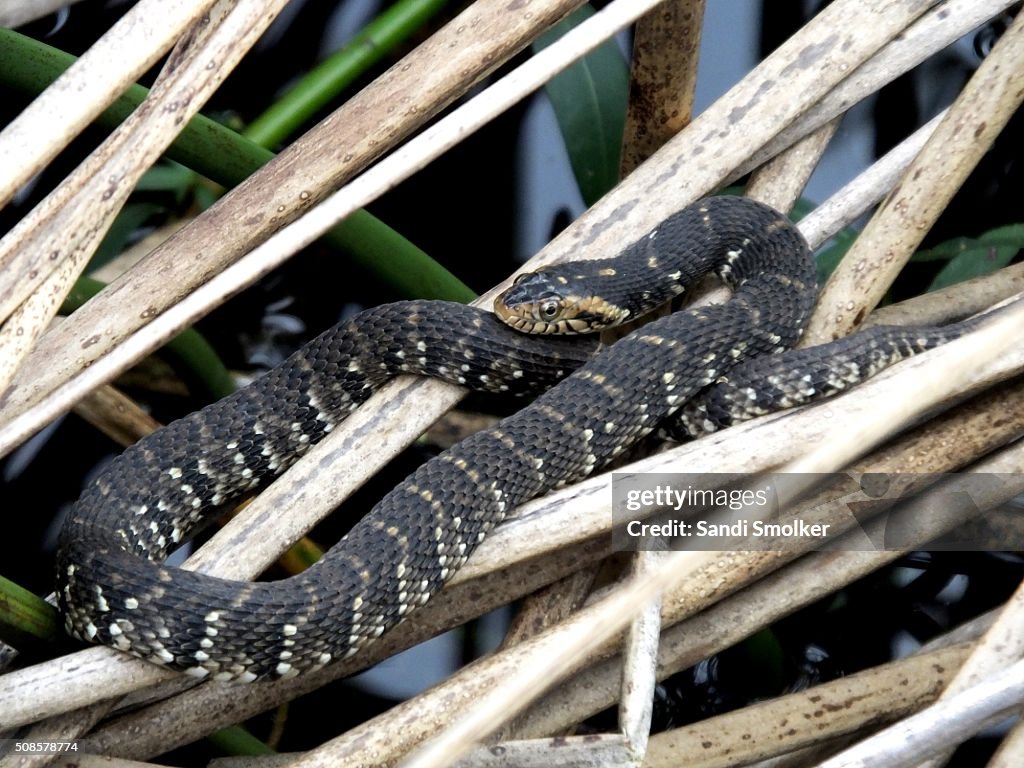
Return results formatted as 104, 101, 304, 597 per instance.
540, 300, 560, 319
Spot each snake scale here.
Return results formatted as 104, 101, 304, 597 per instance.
56, 196, 976, 681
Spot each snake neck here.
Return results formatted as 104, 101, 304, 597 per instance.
509, 196, 818, 332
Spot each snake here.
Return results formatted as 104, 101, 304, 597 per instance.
55, 196, 977, 681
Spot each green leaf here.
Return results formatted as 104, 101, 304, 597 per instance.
0, 573, 60, 650
533, 5, 629, 207
920, 224, 1024, 291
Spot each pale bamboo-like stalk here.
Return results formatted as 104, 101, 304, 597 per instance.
6, 149, 1019, 755
2, 7, 1007, 733
498, 570, 596, 652
642, 644, 973, 768
71, 385, 161, 448
864, 262, 1024, 327
454, 734, 633, 768
0, 0, 674, 732
619, 0, 705, 175
794, 110, 942, 251
816, 660, 1024, 768
505, 381, 1024, 742
64, 337, 1024, 759
746, 120, 839, 210
805, 9, 1024, 342
730, 0, 1018, 183
0, 0, 590, 423
0, 0, 217, 208
403, 314, 1024, 768
0, 0, 1011, 765
45, 317, 160, 447
911, 579, 1024, 768
619, 551, 663, 760
0, 0, 290, 394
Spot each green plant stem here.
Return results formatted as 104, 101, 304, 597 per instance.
532, 4, 628, 207
0, 27, 475, 303
243, 0, 452, 149
0, 573, 60, 649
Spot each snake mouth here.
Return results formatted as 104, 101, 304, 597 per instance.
495, 288, 630, 335
494, 305, 594, 334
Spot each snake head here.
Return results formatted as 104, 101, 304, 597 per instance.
494, 270, 629, 334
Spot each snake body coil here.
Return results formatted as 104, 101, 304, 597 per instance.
57, 196, 964, 680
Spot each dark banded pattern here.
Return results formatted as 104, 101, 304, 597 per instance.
57, 196, 962, 681
670, 314, 990, 439
56, 303, 595, 680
